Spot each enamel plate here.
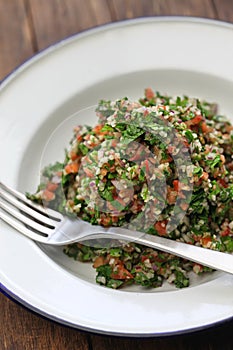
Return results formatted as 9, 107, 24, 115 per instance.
0, 17, 233, 336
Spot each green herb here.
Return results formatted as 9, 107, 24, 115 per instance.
78, 143, 89, 155
206, 154, 221, 169
185, 130, 194, 143
193, 166, 203, 177
174, 270, 189, 288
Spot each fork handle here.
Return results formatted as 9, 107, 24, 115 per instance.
79, 226, 233, 275
52, 217, 233, 275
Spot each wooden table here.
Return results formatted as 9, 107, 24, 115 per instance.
0, 1, 233, 349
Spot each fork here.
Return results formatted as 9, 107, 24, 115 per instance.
0, 182, 233, 274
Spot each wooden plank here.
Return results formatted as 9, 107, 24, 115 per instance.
88, 0, 113, 24
212, 0, 233, 22
0, 0, 34, 80
90, 320, 233, 350
28, 0, 112, 51
0, 293, 89, 350
109, 0, 216, 20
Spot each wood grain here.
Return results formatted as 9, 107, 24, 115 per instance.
0, 0, 34, 80
213, 0, 233, 22
109, 0, 217, 20
0, 293, 89, 350
90, 320, 233, 350
28, 0, 112, 51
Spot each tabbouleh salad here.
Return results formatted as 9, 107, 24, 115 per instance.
28, 88, 233, 289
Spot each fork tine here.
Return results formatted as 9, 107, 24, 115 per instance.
0, 186, 56, 227
0, 182, 62, 221
0, 198, 53, 236
0, 208, 50, 243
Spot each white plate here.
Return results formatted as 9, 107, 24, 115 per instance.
0, 17, 233, 336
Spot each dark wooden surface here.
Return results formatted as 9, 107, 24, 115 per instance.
0, 0, 233, 349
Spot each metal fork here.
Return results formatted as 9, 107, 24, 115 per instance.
0, 182, 233, 274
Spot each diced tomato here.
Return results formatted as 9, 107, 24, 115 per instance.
200, 236, 212, 247
172, 180, 185, 199
93, 256, 109, 268
65, 162, 79, 174
187, 115, 203, 126
221, 228, 231, 237
46, 182, 58, 192
70, 151, 79, 161
154, 220, 168, 236
141, 255, 150, 263
93, 124, 103, 133
77, 135, 83, 142
111, 264, 134, 280
145, 87, 155, 100
42, 189, 55, 201
99, 215, 112, 227
200, 172, 209, 181
201, 122, 209, 133
173, 180, 179, 192
167, 187, 177, 205
111, 216, 120, 224
141, 252, 158, 263
218, 178, 228, 188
